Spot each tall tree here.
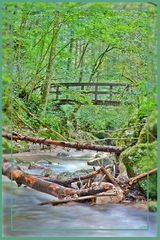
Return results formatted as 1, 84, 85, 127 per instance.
41, 10, 60, 115
78, 40, 89, 82
67, 29, 74, 73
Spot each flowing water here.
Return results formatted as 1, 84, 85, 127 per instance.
2, 152, 157, 237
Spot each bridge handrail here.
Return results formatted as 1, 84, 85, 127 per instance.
50, 82, 128, 87
49, 82, 130, 105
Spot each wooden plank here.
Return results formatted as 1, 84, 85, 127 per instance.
50, 91, 121, 95
52, 99, 121, 105
49, 82, 128, 105
51, 82, 128, 87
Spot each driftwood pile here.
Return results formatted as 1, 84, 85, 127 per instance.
2, 159, 157, 206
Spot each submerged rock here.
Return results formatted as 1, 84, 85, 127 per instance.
56, 169, 93, 180
37, 160, 52, 165
57, 152, 70, 157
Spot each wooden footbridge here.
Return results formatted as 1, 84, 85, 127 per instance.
50, 82, 129, 105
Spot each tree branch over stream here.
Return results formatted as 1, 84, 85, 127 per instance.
2, 131, 124, 153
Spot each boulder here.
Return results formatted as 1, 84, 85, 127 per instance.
119, 141, 157, 198
138, 110, 157, 143
96, 186, 123, 204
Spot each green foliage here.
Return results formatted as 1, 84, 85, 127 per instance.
76, 105, 132, 132
2, 4, 157, 200
2, 2, 157, 144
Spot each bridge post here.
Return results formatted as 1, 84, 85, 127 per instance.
95, 83, 98, 102
81, 85, 84, 91
56, 86, 59, 100
66, 85, 69, 100
109, 85, 113, 101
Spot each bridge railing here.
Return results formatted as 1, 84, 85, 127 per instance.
50, 82, 129, 105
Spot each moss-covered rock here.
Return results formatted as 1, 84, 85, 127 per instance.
138, 110, 157, 143
118, 107, 157, 199
120, 141, 157, 198
147, 201, 157, 212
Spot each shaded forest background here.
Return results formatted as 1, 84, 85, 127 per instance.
2, 2, 157, 145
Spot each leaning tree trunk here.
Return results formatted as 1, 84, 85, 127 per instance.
78, 41, 89, 82
67, 29, 74, 73
41, 10, 60, 115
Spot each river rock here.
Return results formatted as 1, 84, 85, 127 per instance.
56, 169, 93, 180
57, 152, 70, 157
96, 187, 124, 205
37, 160, 52, 165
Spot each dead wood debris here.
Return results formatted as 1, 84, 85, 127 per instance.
2, 159, 156, 206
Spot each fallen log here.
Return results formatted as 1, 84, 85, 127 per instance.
2, 160, 114, 198
2, 131, 124, 153
39, 193, 117, 206
128, 168, 157, 185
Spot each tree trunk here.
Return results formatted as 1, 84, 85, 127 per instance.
89, 45, 115, 82
67, 29, 74, 73
41, 10, 60, 115
2, 131, 124, 153
74, 39, 78, 69
78, 41, 89, 82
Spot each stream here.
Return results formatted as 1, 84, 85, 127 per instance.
2, 151, 157, 237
